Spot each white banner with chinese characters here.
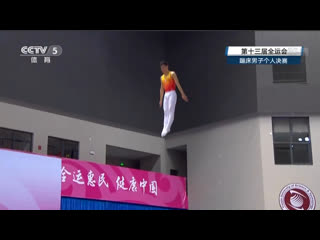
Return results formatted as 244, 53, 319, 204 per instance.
226, 46, 304, 64
226, 46, 303, 56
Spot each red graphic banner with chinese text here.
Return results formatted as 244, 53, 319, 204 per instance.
61, 158, 188, 209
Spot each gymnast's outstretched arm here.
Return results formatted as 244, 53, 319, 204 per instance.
172, 72, 189, 102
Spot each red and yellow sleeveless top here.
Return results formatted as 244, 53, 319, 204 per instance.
161, 72, 176, 92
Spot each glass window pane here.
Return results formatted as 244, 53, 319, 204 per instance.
64, 141, 79, 159
273, 56, 306, 83
0, 138, 12, 149
48, 137, 62, 157
47, 137, 79, 159
0, 128, 33, 151
13, 131, 32, 143
0, 128, 12, 149
24, 142, 32, 152
0, 128, 11, 139
274, 143, 291, 164
272, 118, 290, 142
292, 144, 311, 164
13, 141, 31, 152
12, 131, 32, 152
291, 118, 310, 143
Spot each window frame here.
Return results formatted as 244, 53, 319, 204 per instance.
0, 127, 33, 152
272, 117, 313, 165
47, 136, 79, 160
272, 55, 307, 84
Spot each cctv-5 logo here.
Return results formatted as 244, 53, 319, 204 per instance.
20, 45, 63, 56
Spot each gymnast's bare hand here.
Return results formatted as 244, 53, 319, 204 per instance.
182, 94, 189, 102
159, 100, 162, 108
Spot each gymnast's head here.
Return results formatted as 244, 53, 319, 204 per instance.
160, 61, 169, 74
